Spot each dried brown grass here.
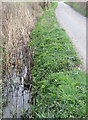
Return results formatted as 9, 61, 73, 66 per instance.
1, 2, 44, 76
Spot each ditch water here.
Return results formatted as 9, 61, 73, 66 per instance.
2, 65, 32, 118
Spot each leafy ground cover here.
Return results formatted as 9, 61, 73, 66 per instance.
65, 2, 88, 17
29, 2, 86, 118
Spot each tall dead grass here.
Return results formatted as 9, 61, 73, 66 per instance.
1, 2, 44, 77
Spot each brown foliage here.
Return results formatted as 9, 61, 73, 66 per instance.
1, 2, 43, 76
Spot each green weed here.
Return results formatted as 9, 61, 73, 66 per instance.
29, 2, 86, 118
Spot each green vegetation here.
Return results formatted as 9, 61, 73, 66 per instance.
65, 2, 88, 17
29, 2, 86, 118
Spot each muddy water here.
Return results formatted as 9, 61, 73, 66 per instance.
3, 65, 32, 118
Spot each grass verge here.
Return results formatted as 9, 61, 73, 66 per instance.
29, 2, 86, 118
65, 2, 88, 17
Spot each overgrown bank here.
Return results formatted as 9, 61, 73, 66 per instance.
1, 2, 46, 118
30, 2, 86, 118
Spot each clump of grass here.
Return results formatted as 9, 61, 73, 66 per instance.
29, 2, 86, 118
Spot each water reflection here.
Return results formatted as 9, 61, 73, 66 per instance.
3, 65, 31, 118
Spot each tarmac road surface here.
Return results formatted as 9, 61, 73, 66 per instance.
55, 2, 86, 70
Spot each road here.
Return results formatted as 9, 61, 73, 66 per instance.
55, 2, 86, 70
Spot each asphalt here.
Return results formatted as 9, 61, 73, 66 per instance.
55, 2, 86, 70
